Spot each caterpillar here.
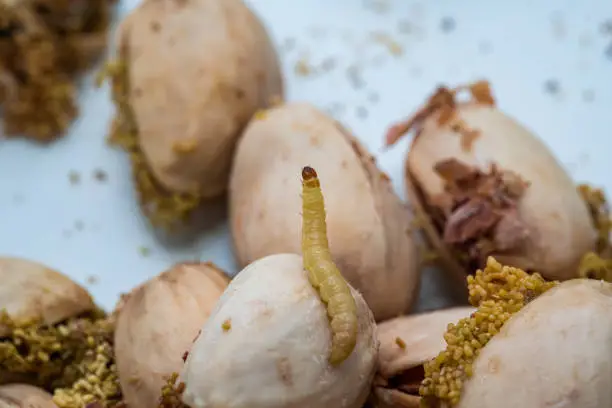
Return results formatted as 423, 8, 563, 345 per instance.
301, 166, 358, 366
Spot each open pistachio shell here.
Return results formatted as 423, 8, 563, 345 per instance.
449, 279, 612, 408
114, 262, 230, 408
373, 308, 475, 408
389, 82, 596, 283
0, 384, 57, 408
0, 257, 94, 336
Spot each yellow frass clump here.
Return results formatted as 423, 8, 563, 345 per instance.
0, 310, 122, 407
419, 257, 558, 406
97, 60, 201, 229
578, 184, 611, 254
578, 252, 612, 282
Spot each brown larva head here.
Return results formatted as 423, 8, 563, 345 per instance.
385, 80, 598, 284
302, 166, 318, 180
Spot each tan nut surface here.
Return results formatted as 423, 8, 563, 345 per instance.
114, 262, 230, 408
0, 257, 94, 336
230, 102, 420, 321
117, 0, 283, 198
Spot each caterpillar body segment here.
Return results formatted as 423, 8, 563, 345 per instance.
301, 166, 358, 366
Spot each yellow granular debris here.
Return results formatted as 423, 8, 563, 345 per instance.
578, 184, 611, 254
97, 58, 202, 229
578, 252, 612, 282
0, 310, 122, 407
419, 257, 558, 406
0, 0, 115, 142
158, 372, 188, 408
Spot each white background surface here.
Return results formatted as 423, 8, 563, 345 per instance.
0, 0, 610, 312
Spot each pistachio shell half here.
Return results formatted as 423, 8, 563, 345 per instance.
373, 307, 475, 408
0, 257, 94, 336
114, 262, 229, 408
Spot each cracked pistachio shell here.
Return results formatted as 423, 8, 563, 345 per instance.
0, 384, 57, 408
0, 257, 94, 336
377, 307, 475, 379
115, 262, 230, 408
230, 102, 420, 321
180, 253, 378, 408
406, 103, 596, 281
373, 307, 475, 408
450, 279, 612, 408
117, 0, 283, 197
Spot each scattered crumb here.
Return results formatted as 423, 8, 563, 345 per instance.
605, 42, 612, 61
409, 65, 422, 78
68, 171, 81, 185
12, 193, 24, 204
74, 220, 84, 231
307, 26, 327, 40
440, 17, 456, 33
139, 246, 151, 257
86, 275, 99, 285
93, 169, 108, 182
363, 0, 390, 13
356, 106, 368, 119
543, 79, 560, 95
295, 57, 313, 76
578, 33, 593, 48
320, 57, 337, 73
582, 89, 595, 102
395, 337, 407, 349
550, 12, 566, 40
371, 32, 404, 56
600, 19, 612, 36
478, 41, 492, 55
346, 65, 365, 89
280, 37, 296, 54
222, 319, 232, 332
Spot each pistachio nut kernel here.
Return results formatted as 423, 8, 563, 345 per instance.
419, 257, 557, 406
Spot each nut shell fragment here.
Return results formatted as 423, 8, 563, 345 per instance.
0, 384, 58, 408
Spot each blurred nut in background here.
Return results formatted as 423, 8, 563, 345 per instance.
180, 254, 378, 408
114, 262, 230, 408
230, 102, 420, 321
101, 0, 284, 228
385, 81, 596, 284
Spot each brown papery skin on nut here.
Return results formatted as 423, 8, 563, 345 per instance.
0, 0, 117, 142
391, 80, 596, 282
431, 158, 531, 273
114, 262, 229, 408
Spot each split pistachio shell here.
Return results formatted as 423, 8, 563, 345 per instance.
0, 384, 57, 408
114, 262, 230, 408
0, 257, 94, 336
405, 101, 595, 282
229, 102, 420, 321
118, 0, 283, 197
450, 279, 612, 408
181, 253, 378, 408
377, 307, 475, 379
